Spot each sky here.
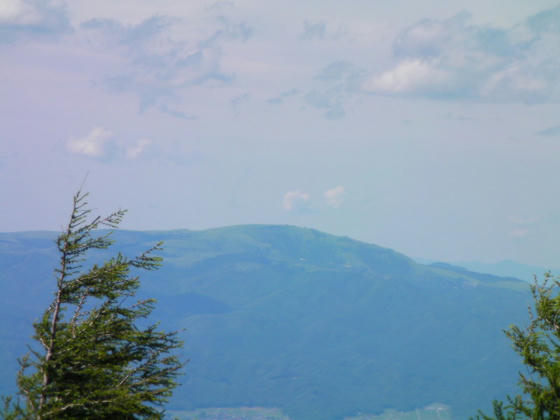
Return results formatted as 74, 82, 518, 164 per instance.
1, 0, 560, 267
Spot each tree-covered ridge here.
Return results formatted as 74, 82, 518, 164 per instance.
0, 225, 533, 419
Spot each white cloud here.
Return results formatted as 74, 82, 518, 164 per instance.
125, 138, 152, 159
0, 0, 40, 24
67, 127, 114, 157
283, 190, 310, 211
0, 0, 70, 41
324, 186, 345, 208
363, 7, 560, 102
363, 59, 450, 94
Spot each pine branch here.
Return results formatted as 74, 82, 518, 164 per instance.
70, 291, 88, 338
13, 190, 182, 419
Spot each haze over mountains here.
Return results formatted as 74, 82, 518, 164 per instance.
414, 258, 558, 284
0, 225, 534, 419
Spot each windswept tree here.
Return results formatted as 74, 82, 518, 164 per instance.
3, 191, 183, 419
476, 272, 560, 420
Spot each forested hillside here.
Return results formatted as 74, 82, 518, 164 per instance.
0, 226, 531, 419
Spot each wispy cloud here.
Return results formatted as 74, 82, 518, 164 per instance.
205, 1, 235, 12
204, 16, 253, 45
67, 128, 154, 160
537, 126, 560, 137
158, 104, 197, 120
66, 127, 114, 158
231, 92, 249, 115
510, 228, 530, 238
283, 190, 310, 211
268, 88, 299, 105
508, 215, 537, 238
0, 0, 41, 25
324, 186, 345, 208
509, 216, 538, 225
299, 19, 346, 42
300, 20, 326, 40
81, 14, 250, 114
125, 138, 152, 160
0, 0, 71, 42
305, 61, 364, 119
363, 7, 560, 103
305, 90, 346, 119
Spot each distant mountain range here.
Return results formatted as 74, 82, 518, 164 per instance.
0, 226, 533, 419
449, 260, 558, 283
415, 257, 559, 283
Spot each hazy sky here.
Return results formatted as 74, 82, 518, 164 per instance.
2, 0, 560, 266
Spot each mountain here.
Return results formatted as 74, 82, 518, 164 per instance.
414, 257, 559, 283
0, 226, 531, 419
451, 260, 559, 283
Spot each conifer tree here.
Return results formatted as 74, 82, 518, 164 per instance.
476, 272, 560, 419
3, 191, 183, 419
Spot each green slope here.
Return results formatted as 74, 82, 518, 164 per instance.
0, 226, 531, 419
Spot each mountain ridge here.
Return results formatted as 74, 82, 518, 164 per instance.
0, 225, 531, 419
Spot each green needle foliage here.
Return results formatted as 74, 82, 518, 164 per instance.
476, 272, 560, 420
2, 191, 183, 419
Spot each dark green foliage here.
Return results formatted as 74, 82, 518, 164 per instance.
476, 273, 560, 419
4, 191, 183, 419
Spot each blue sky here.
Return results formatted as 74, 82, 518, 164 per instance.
1, 0, 560, 266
